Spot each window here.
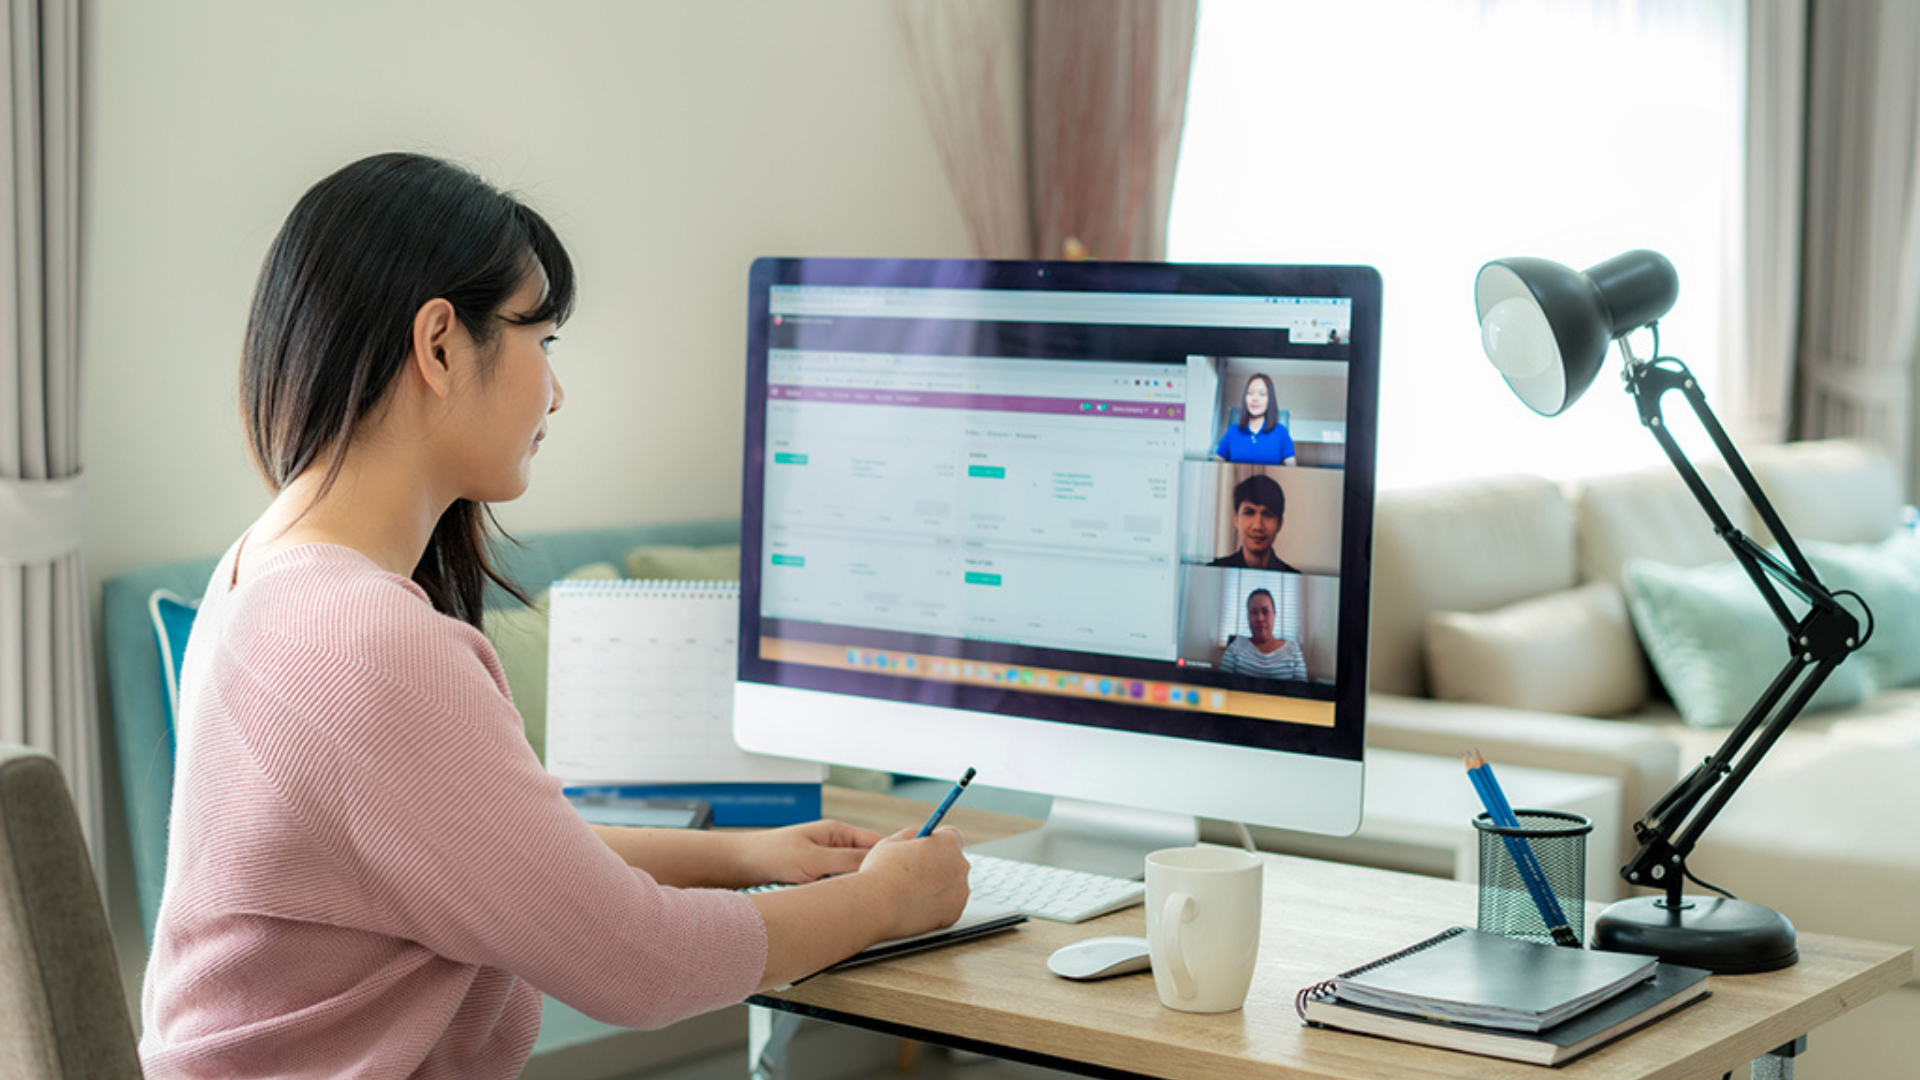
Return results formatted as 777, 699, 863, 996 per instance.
1170, 0, 1746, 489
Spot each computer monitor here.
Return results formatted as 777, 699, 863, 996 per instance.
734, 258, 1380, 876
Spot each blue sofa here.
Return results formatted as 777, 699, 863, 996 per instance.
99, 519, 740, 1060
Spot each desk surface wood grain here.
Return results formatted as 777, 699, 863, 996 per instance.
752, 788, 1914, 1080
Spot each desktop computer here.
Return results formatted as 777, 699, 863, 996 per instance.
733, 258, 1381, 904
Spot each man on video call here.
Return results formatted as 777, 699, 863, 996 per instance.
1211, 473, 1300, 573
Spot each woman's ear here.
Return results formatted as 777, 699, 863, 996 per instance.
409, 298, 460, 398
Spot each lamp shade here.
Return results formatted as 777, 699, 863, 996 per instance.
1474, 250, 1679, 416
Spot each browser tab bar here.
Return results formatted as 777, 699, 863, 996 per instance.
770, 284, 1351, 335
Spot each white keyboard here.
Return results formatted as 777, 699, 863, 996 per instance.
965, 852, 1145, 923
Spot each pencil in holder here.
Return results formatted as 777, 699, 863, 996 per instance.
1473, 809, 1591, 946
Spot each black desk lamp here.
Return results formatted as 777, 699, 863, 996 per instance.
1473, 249, 1869, 974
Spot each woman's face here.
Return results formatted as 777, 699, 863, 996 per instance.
444, 270, 565, 503
1244, 378, 1269, 419
1246, 593, 1276, 643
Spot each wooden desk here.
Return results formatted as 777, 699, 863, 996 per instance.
750, 789, 1913, 1080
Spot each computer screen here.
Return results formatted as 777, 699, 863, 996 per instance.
734, 259, 1380, 870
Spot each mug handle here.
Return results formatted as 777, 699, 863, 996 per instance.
1155, 891, 1198, 1000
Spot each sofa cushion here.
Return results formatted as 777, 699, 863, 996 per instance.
1745, 438, 1904, 546
1574, 460, 1752, 588
1425, 583, 1647, 717
1623, 556, 1875, 727
1677, 736, 1920, 953
1802, 535, 1920, 690
1364, 693, 1680, 869
1370, 475, 1576, 696
623, 542, 741, 582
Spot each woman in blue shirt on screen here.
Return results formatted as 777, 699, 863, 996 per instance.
1213, 373, 1296, 465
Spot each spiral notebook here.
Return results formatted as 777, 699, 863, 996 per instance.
1304, 926, 1658, 1032
544, 579, 823, 825
1298, 958, 1709, 1067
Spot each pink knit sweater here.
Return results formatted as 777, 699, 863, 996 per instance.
139, 542, 768, 1079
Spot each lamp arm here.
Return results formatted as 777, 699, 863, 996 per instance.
1625, 357, 1836, 630
1614, 353, 1864, 905
1621, 652, 1843, 903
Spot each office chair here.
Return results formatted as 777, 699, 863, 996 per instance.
0, 743, 144, 1078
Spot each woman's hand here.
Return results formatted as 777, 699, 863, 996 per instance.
725, 819, 885, 887
589, 817, 880, 889
856, 826, 972, 940
747, 824, 973, 988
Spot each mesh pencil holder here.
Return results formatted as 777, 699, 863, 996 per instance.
1473, 810, 1591, 946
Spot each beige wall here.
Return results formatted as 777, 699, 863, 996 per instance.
82, 0, 982, 586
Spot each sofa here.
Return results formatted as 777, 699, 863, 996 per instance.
1359, 437, 1919, 1080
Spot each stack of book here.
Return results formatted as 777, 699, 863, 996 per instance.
1296, 926, 1711, 1066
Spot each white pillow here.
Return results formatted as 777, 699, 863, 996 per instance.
1425, 583, 1648, 717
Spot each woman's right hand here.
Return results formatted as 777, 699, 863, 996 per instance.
858, 826, 972, 939
746, 823, 972, 989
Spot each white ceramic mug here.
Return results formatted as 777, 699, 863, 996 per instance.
1144, 845, 1264, 1013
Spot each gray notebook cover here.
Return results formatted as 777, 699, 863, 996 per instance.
1332, 926, 1659, 1032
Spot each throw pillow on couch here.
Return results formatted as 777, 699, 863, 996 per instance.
1621, 552, 1885, 728
1799, 534, 1920, 691
1423, 582, 1648, 717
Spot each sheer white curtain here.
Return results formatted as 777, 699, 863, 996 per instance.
1170, 0, 1747, 490
3, 0, 94, 861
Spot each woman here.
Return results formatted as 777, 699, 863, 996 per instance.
1218, 588, 1308, 681
139, 153, 970, 1080
1212, 373, 1296, 465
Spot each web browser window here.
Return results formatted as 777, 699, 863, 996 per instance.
763, 351, 1186, 658
744, 262, 1373, 742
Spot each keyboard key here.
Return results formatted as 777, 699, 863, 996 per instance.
965, 853, 1145, 923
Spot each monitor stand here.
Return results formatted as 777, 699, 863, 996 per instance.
967, 797, 1198, 881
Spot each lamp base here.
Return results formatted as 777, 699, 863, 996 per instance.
1592, 895, 1797, 974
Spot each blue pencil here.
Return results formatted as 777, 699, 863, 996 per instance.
1466, 752, 1581, 948
1467, 763, 1572, 938
917, 767, 976, 837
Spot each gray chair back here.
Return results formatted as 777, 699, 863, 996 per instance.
0, 744, 142, 1078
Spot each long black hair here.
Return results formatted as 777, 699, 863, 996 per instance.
1238, 373, 1278, 435
242, 152, 576, 627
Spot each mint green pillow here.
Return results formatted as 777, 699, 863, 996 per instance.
1802, 534, 1920, 689
1623, 557, 1875, 728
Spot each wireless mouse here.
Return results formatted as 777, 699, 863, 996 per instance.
1047, 935, 1153, 980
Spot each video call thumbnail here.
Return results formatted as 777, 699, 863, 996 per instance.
1163, 353, 1351, 689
